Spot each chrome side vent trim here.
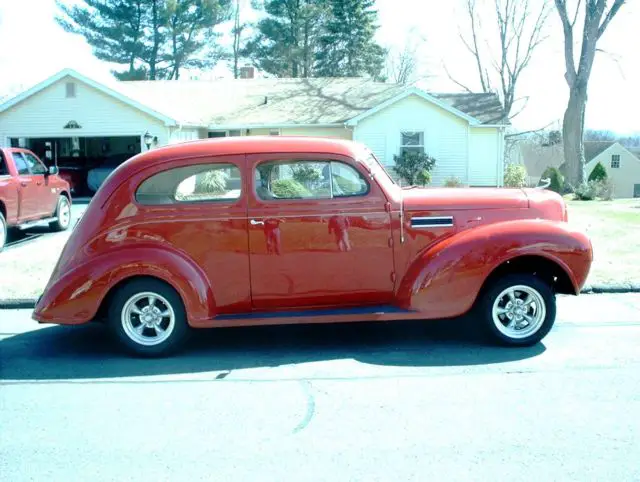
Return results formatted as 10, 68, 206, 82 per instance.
410, 216, 454, 228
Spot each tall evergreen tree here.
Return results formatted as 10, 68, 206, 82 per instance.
57, 0, 231, 80
316, 0, 386, 79
243, 0, 329, 78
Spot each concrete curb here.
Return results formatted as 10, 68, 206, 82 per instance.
0, 284, 639, 310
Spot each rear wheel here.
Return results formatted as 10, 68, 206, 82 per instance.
0, 211, 6, 252
480, 274, 556, 346
108, 278, 191, 357
49, 195, 71, 232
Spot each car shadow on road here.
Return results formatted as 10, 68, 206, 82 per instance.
0, 316, 546, 381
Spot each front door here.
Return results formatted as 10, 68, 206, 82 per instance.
11, 152, 40, 221
247, 153, 396, 311
22, 151, 56, 216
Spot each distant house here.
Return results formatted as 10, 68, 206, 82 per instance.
518, 139, 564, 186
585, 141, 640, 198
0, 68, 509, 189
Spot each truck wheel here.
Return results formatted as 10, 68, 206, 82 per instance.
479, 274, 556, 346
107, 278, 191, 357
49, 195, 71, 232
0, 211, 6, 252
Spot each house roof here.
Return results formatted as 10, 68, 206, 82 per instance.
584, 141, 616, 162
0, 68, 509, 129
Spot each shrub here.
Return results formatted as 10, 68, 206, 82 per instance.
588, 162, 608, 182
596, 178, 615, 200
271, 179, 308, 198
540, 166, 564, 194
504, 164, 527, 188
393, 151, 436, 187
573, 179, 615, 201
194, 169, 228, 194
444, 176, 463, 187
291, 164, 322, 184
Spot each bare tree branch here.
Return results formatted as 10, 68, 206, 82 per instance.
597, 0, 625, 39
442, 63, 474, 93
571, 0, 582, 26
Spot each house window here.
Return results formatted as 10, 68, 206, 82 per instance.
66, 82, 76, 98
400, 132, 424, 155
269, 129, 280, 136
611, 154, 620, 168
228, 129, 242, 137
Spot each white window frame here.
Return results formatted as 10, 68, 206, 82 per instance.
269, 129, 281, 136
611, 154, 620, 168
400, 131, 425, 155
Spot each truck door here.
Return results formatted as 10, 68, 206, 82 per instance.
11, 152, 41, 221
22, 151, 56, 217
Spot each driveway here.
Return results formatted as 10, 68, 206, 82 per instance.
0, 201, 88, 299
1, 294, 639, 481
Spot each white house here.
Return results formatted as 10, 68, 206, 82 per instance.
585, 141, 640, 198
0, 68, 508, 190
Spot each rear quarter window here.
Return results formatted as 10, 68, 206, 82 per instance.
136, 163, 242, 205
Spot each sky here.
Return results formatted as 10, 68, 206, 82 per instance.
0, 0, 638, 134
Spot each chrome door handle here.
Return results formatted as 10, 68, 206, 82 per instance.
250, 219, 264, 226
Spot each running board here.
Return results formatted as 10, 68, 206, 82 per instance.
16, 217, 58, 230
216, 304, 413, 321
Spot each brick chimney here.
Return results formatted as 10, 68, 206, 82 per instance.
239, 66, 255, 79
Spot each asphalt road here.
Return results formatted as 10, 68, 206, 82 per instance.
1, 294, 639, 481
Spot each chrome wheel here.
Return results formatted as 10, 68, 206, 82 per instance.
491, 284, 546, 339
58, 198, 71, 228
121, 292, 175, 346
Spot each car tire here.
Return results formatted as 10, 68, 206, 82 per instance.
0, 211, 6, 252
49, 195, 72, 232
479, 274, 556, 347
107, 278, 191, 357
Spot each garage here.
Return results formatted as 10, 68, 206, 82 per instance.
0, 70, 178, 198
8, 135, 141, 195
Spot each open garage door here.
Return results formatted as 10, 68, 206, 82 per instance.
18, 136, 141, 196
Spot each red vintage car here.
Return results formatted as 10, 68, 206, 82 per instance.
32, 137, 592, 356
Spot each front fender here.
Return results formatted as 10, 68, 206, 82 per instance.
396, 220, 592, 318
33, 245, 216, 326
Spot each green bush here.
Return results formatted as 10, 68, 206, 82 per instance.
393, 151, 436, 187
540, 166, 564, 194
271, 179, 309, 198
573, 179, 615, 201
588, 162, 608, 182
291, 164, 322, 184
504, 164, 527, 188
444, 176, 462, 187
195, 169, 228, 194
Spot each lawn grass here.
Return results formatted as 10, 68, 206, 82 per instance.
566, 198, 640, 286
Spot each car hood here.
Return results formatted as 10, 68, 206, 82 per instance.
401, 187, 529, 211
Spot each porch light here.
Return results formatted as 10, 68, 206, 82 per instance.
143, 131, 155, 149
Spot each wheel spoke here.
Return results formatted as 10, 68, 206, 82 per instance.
154, 324, 165, 335
496, 307, 509, 316
131, 305, 143, 315
523, 314, 534, 325
135, 323, 146, 335
507, 289, 516, 303
506, 319, 517, 329
160, 310, 171, 317
147, 295, 157, 308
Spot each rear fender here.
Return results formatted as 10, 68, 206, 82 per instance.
33, 245, 216, 326
396, 219, 592, 318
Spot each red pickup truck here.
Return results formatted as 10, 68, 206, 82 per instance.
0, 148, 72, 251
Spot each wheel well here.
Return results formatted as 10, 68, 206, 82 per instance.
0, 200, 6, 220
481, 256, 576, 296
60, 191, 71, 202
94, 275, 183, 322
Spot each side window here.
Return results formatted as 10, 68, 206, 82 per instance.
12, 153, 30, 175
136, 163, 242, 205
0, 152, 7, 176
254, 160, 369, 200
23, 153, 47, 175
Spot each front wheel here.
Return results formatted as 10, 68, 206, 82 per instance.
479, 274, 556, 346
108, 278, 191, 357
49, 195, 71, 232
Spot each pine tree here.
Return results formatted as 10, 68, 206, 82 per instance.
315, 0, 386, 79
57, 0, 231, 80
243, 0, 329, 78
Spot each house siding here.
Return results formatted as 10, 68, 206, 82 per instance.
0, 75, 168, 148
353, 95, 476, 186
586, 144, 640, 198
469, 128, 501, 186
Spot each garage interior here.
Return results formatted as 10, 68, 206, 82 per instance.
9, 135, 141, 196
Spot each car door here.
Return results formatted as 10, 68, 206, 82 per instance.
22, 151, 55, 217
10, 152, 41, 221
247, 153, 396, 311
